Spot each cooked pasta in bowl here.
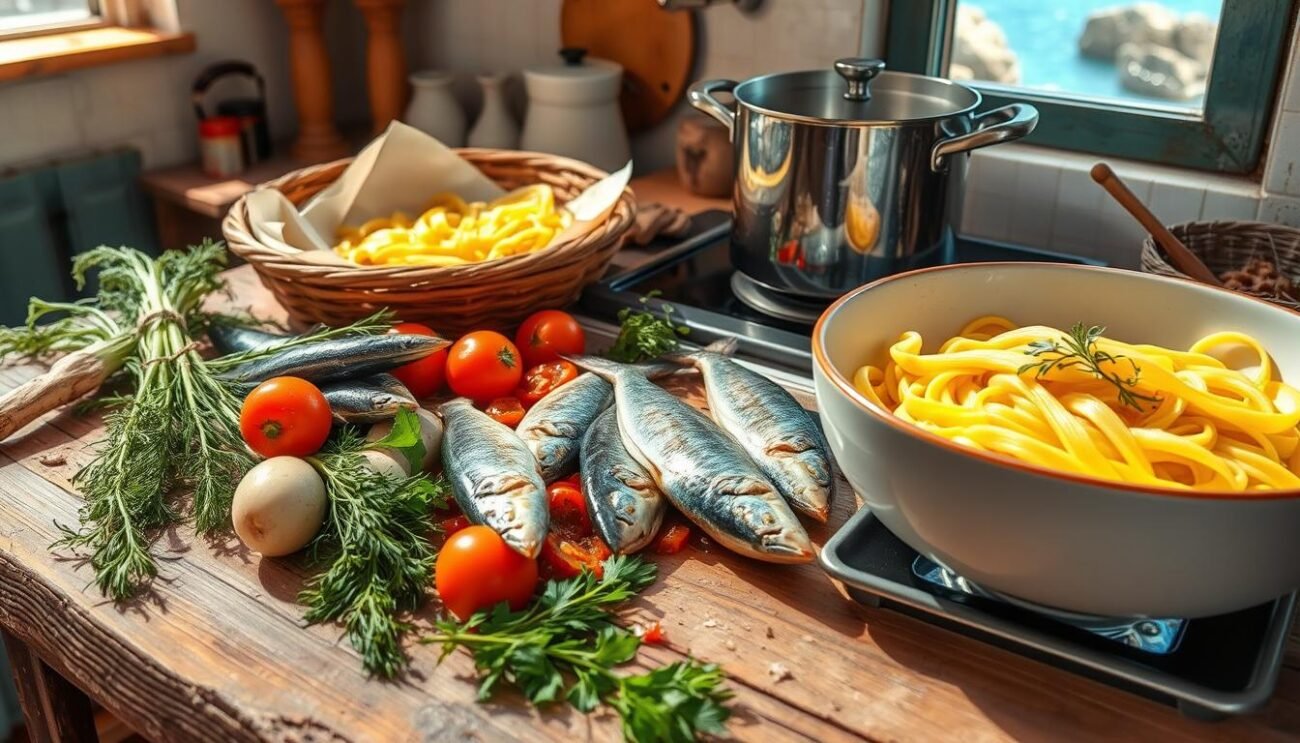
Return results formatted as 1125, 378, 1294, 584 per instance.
813, 262, 1300, 618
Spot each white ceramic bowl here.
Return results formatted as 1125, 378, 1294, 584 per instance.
813, 262, 1300, 618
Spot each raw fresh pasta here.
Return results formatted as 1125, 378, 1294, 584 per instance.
333, 184, 572, 267
852, 316, 1300, 492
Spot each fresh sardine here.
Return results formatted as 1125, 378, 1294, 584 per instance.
207, 323, 289, 356
580, 407, 666, 554
666, 343, 833, 522
439, 397, 548, 558
219, 334, 448, 386
320, 374, 417, 424
568, 356, 813, 564
515, 362, 683, 483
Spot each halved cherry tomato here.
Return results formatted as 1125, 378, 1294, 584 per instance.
541, 533, 613, 579
484, 397, 526, 427
640, 622, 666, 645
517, 361, 579, 407
446, 330, 522, 402
515, 310, 585, 366
239, 376, 332, 458
388, 322, 447, 398
435, 525, 539, 621
654, 522, 692, 555
440, 515, 471, 537
547, 481, 590, 537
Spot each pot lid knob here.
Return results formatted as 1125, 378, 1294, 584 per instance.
559, 47, 588, 66
834, 58, 885, 102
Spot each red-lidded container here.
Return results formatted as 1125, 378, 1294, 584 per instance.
199, 116, 245, 178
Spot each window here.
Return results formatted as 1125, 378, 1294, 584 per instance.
887, 0, 1293, 173
0, 0, 100, 38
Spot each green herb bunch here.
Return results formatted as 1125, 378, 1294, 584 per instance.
301, 413, 446, 678
604, 292, 690, 363
1018, 322, 1163, 412
424, 556, 732, 742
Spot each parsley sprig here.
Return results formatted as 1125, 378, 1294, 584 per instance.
1018, 323, 1162, 412
604, 292, 689, 363
423, 556, 731, 742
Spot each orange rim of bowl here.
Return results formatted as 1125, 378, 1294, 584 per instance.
811, 261, 1300, 501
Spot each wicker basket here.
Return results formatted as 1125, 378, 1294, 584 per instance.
1140, 220, 1300, 311
222, 149, 636, 334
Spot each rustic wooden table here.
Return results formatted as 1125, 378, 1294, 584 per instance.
2, 264, 1300, 742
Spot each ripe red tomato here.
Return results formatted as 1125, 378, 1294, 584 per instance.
653, 522, 692, 555
239, 376, 332, 458
446, 331, 523, 402
517, 361, 579, 407
547, 481, 590, 537
484, 397, 526, 427
540, 479, 610, 578
388, 322, 447, 398
640, 621, 666, 645
435, 525, 539, 621
515, 310, 585, 366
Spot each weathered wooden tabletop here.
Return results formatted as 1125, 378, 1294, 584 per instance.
2, 264, 1300, 742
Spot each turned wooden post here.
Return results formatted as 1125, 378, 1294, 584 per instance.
353, 0, 409, 133
275, 0, 348, 162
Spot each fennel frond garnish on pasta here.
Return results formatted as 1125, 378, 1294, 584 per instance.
1018, 323, 1162, 412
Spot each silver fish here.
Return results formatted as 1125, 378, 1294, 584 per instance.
580, 407, 666, 554
439, 398, 549, 557
569, 356, 813, 564
666, 343, 833, 522
320, 374, 417, 424
516, 362, 685, 484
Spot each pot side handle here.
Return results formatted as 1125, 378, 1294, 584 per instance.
930, 103, 1039, 172
688, 79, 738, 136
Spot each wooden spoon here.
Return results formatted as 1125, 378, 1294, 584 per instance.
1089, 163, 1222, 286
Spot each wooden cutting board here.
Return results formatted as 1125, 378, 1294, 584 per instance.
561, 0, 696, 133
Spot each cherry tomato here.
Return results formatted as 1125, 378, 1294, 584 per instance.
639, 621, 666, 645
653, 523, 692, 555
440, 515, 471, 537
515, 310, 585, 366
435, 525, 539, 621
388, 322, 447, 398
239, 376, 332, 458
484, 397, 526, 428
547, 481, 590, 537
446, 331, 522, 402
517, 361, 580, 407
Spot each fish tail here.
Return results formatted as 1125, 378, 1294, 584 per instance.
561, 354, 634, 383
662, 337, 739, 366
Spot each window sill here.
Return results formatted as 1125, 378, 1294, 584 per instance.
0, 26, 196, 83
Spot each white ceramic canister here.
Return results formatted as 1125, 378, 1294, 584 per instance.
404, 70, 466, 146
521, 48, 630, 172
468, 73, 520, 149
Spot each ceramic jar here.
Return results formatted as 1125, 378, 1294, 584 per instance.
521, 48, 630, 172
404, 70, 466, 146
468, 73, 520, 149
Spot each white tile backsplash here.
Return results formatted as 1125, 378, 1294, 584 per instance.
1147, 181, 1206, 227
1265, 110, 1300, 197
1258, 194, 1300, 227
1201, 190, 1260, 221
1048, 166, 1106, 258
1007, 160, 1060, 247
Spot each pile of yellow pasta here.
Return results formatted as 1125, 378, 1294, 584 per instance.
333, 184, 572, 267
853, 316, 1300, 492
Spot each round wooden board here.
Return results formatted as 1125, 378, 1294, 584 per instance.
561, 0, 697, 133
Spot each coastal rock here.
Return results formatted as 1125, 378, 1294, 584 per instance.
1174, 12, 1217, 66
1117, 42, 1206, 100
952, 4, 1021, 85
1079, 3, 1178, 61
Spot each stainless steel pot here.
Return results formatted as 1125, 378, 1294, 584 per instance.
689, 58, 1039, 299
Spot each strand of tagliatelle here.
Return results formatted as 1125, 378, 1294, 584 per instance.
853, 316, 1300, 491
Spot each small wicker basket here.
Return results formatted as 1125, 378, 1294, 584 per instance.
1140, 220, 1300, 311
222, 149, 636, 334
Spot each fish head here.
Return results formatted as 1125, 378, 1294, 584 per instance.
766, 445, 833, 523
713, 475, 815, 563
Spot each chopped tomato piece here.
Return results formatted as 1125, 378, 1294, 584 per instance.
540, 532, 613, 579
654, 523, 691, 555
517, 361, 580, 407
440, 515, 471, 537
547, 481, 590, 538
639, 621, 666, 645
484, 397, 526, 428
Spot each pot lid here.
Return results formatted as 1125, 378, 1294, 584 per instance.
525, 47, 622, 83
734, 59, 981, 124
